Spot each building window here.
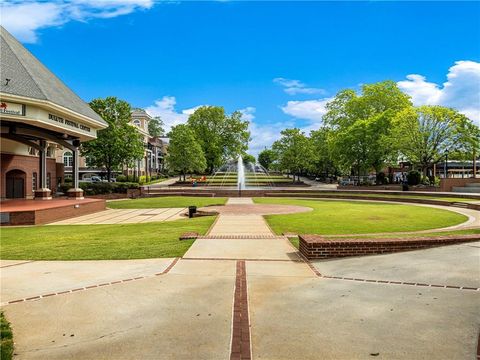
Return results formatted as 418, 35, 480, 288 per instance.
32, 172, 37, 191
63, 151, 73, 167
133, 119, 141, 127
47, 173, 51, 189
46, 146, 54, 157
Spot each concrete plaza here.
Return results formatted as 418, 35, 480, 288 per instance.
1, 198, 479, 359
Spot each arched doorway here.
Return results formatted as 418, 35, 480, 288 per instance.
6, 170, 26, 199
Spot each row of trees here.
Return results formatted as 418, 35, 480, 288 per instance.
259, 81, 479, 183
80, 97, 251, 182
166, 106, 250, 178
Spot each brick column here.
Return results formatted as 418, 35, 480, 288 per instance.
67, 140, 84, 199
34, 140, 52, 200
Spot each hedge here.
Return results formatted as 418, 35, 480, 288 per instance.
58, 182, 139, 195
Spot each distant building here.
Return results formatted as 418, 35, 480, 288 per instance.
0, 26, 107, 199
127, 108, 168, 178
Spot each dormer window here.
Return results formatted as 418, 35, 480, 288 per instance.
133, 119, 141, 127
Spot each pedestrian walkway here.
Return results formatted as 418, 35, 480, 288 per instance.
2, 197, 479, 359
184, 197, 302, 260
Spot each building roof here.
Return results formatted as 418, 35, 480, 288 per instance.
0, 26, 106, 126
131, 108, 152, 119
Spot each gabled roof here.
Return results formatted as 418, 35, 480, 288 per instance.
0, 26, 106, 127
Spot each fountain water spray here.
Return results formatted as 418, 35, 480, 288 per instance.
237, 155, 245, 190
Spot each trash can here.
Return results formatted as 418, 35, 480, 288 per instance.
188, 206, 197, 218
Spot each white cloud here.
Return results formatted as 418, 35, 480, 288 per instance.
239, 107, 256, 122
0, 0, 153, 43
145, 96, 195, 132
398, 61, 480, 123
273, 77, 325, 95
237, 107, 293, 156
281, 98, 332, 124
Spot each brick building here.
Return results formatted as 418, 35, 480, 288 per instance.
0, 26, 107, 200
58, 108, 169, 180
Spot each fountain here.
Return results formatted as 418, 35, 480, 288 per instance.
206, 155, 275, 189
237, 155, 245, 190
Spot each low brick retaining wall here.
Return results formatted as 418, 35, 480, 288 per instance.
299, 234, 480, 259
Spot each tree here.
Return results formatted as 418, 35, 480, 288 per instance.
392, 105, 477, 174
242, 153, 256, 165
166, 124, 206, 181
187, 106, 250, 173
258, 149, 276, 170
324, 81, 411, 176
309, 127, 337, 178
82, 97, 144, 182
148, 116, 164, 137
272, 128, 314, 182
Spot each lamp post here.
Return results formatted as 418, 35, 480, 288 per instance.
444, 149, 449, 178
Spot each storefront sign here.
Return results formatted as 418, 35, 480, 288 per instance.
48, 113, 91, 133
0, 102, 25, 116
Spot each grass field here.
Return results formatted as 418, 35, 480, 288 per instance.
0, 217, 215, 260
272, 192, 479, 203
107, 196, 227, 209
254, 198, 468, 235
0, 312, 13, 360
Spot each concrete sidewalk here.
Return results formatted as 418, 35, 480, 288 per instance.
48, 208, 186, 225
2, 196, 479, 359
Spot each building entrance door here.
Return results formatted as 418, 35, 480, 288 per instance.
6, 170, 26, 198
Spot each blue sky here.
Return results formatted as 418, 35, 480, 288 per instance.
2, 1, 480, 154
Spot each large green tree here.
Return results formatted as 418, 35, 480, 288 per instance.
324, 81, 411, 176
392, 105, 478, 174
166, 124, 206, 181
272, 128, 314, 182
258, 149, 276, 171
148, 116, 164, 137
82, 97, 144, 181
242, 153, 256, 165
310, 127, 337, 178
187, 106, 250, 173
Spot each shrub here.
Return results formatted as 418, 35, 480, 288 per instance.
407, 170, 421, 186
376, 172, 387, 185
77, 182, 139, 195
57, 183, 70, 194
116, 174, 127, 182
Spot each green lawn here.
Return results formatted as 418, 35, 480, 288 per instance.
271, 192, 479, 203
107, 196, 227, 209
254, 198, 468, 235
0, 217, 215, 260
1, 312, 13, 360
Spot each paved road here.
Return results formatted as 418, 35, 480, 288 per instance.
1, 198, 479, 359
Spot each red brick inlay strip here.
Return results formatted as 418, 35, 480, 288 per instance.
477, 332, 480, 360
230, 260, 252, 360
3, 257, 180, 306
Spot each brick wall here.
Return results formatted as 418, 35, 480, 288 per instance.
439, 178, 479, 192
299, 234, 480, 259
7, 199, 106, 225
1, 154, 59, 198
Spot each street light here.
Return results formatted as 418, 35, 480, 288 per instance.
444, 149, 449, 178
